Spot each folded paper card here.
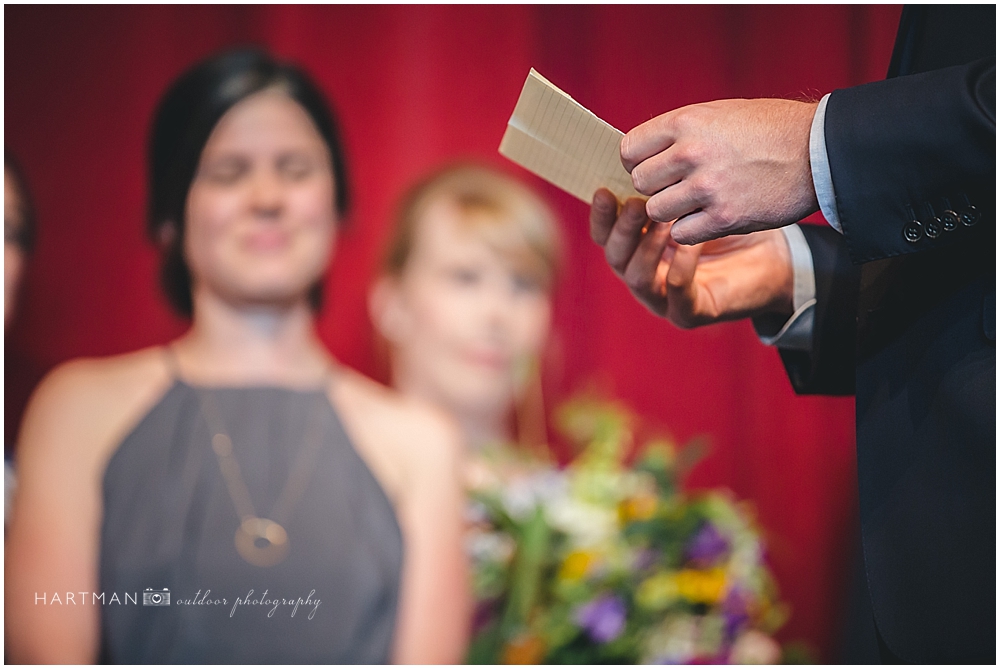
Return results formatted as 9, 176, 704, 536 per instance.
499, 68, 645, 204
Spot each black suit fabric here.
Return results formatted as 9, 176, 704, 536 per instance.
779, 4, 995, 663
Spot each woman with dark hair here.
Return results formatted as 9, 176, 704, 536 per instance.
5, 49, 470, 663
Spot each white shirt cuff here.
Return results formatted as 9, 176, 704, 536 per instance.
754, 225, 816, 351
810, 93, 843, 234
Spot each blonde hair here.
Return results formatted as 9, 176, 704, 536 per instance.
384, 163, 562, 289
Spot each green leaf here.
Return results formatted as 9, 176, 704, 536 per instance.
466, 621, 503, 664
500, 506, 550, 634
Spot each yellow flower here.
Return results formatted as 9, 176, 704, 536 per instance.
636, 571, 679, 610
618, 494, 658, 522
675, 568, 727, 604
502, 634, 546, 664
559, 550, 596, 581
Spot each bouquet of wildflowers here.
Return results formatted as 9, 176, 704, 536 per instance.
465, 396, 787, 664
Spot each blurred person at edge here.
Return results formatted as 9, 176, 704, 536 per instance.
5, 49, 470, 663
369, 164, 561, 461
5, 149, 38, 528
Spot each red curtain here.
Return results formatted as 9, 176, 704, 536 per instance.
5, 5, 901, 660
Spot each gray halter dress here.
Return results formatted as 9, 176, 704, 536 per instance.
98, 372, 403, 663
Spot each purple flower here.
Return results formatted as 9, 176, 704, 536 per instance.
721, 586, 750, 616
574, 594, 627, 643
686, 523, 729, 566
721, 587, 751, 640
472, 600, 500, 634
632, 547, 661, 572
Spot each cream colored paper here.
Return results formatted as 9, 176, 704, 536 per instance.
499, 68, 644, 204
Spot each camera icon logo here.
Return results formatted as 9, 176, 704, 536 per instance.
142, 588, 171, 606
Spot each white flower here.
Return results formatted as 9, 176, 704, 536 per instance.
464, 499, 491, 525
500, 469, 569, 521
466, 530, 516, 564
641, 615, 699, 664
500, 478, 539, 520
531, 469, 570, 505
728, 536, 764, 582
544, 496, 617, 548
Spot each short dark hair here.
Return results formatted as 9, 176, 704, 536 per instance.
148, 47, 350, 317
5, 147, 37, 254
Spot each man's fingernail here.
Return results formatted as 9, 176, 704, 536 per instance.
671, 229, 699, 246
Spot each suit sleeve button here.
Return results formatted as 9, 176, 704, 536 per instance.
960, 206, 980, 226
939, 211, 960, 231
925, 218, 942, 238
903, 220, 924, 243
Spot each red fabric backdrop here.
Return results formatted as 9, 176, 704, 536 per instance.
5, 5, 902, 660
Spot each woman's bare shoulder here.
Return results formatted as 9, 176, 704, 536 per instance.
335, 368, 462, 453
330, 367, 464, 499
30, 346, 171, 410
18, 346, 175, 467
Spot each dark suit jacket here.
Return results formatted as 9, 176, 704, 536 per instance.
778, 5, 995, 663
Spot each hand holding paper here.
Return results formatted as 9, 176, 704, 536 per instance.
499, 69, 644, 205
621, 98, 819, 245
589, 188, 795, 329
499, 69, 796, 330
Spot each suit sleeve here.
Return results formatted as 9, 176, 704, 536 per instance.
825, 58, 995, 264
775, 225, 861, 395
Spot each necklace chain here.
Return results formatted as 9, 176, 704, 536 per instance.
189, 366, 332, 568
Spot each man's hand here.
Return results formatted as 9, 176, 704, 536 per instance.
590, 189, 795, 328
621, 98, 820, 245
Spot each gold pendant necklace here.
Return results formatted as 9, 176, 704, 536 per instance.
234, 517, 289, 568
195, 379, 329, 568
